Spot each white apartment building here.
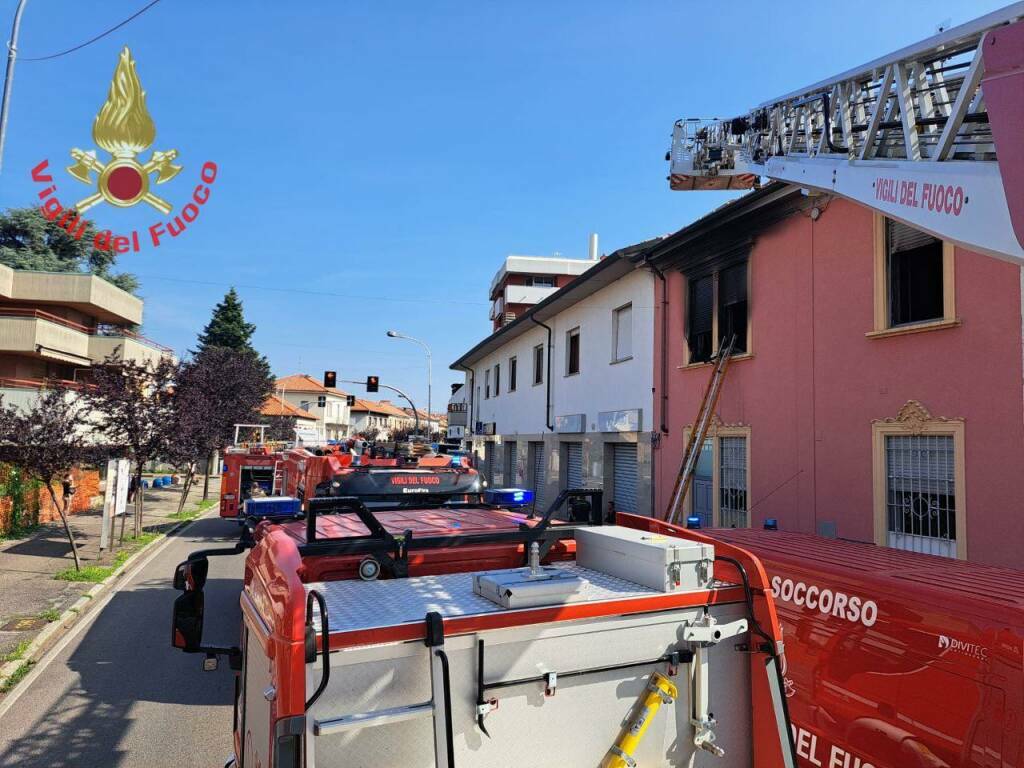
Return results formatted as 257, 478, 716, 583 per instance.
452, 241, 658, 516
0, 264, 174, 410
446, 383, 470, 444
274, 374, 352, 440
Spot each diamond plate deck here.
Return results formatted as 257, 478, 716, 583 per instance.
306, 564, 659, 634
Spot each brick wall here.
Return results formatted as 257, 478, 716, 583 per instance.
0, 465, 101, 533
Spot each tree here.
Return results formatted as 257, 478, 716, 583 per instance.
195, 288, 271, 381
0, 207, 139, 294
84, 356, 179, 540
196, 288, 257, 352
173, 346, 274, 501
0, 386, 94, 570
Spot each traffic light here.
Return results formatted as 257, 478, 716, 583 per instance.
317, 395, 326, 408
346, 394, 356, 406
323, 370, 337, 388
366, 375, 379, 393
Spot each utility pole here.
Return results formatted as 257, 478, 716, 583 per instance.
0, 0, 29, 175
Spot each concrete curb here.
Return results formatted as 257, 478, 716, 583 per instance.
0, 506, 215, 695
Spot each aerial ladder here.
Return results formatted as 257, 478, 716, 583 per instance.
667, 2, 1024, 264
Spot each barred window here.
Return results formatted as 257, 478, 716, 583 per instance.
885, 434, 956, 557
719, 436, 748, 528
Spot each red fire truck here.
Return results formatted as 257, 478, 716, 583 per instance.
712, 529, 1024, 768
220, 445, 285, 519
275, 447, 482, 507
172, 489, 797, 767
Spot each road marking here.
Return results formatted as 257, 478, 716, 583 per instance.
0, 511, 216, 720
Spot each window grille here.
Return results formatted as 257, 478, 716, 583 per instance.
719, 436, 748, 528
885, 434, 956, 557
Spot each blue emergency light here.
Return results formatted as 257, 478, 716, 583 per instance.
764, 518, 779, 530
243, 496, 302, 519
686, 515, 702, 529
484, 488, 535, 507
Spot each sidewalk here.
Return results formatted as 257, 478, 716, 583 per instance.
0, 477, 221, 662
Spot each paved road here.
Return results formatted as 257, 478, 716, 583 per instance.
0, 515, 245, 768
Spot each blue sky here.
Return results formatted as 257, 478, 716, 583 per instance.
0, 0, 1004, 410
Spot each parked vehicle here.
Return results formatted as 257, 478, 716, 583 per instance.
712, 528, 1024, 768
172, 489, 796, 767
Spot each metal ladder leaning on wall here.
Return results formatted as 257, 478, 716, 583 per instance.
666, 335, 737, 526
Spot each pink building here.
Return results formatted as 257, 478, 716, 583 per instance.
647, 184, 1024, 569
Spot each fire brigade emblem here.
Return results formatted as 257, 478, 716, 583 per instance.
66, 47, 181, 214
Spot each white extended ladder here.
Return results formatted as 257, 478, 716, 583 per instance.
668, 3, 1024, 264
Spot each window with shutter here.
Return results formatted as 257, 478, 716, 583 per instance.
718, 262, 748, 353
887, 219, 944, 327
688, 275, 714, 363
566, 328, 580, 375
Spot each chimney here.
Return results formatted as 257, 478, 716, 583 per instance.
589, 233, 599, 260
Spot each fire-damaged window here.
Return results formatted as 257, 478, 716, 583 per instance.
887, 219, 944, 326
686, 260, 747, 364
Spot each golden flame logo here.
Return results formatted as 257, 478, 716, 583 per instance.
66, 47, 181, 213
93, 48, 156, 156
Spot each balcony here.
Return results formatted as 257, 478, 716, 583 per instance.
0, 310, 91, 365
0, 265, 143, 324
0, 309, 173, 367
504, 284, 556, 306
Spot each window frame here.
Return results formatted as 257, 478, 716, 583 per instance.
683, 261, 752, 366
532, 344, 544, 386
494, 363, 500, 396
871, 400, 966, 559
682, 420, 751, 528
869, 214, 958, 338
611, 302, 633, 363
565, 326, 581, 376
526, 275, 556, 288
508, 356, 517, 392
484, 368, 490, 399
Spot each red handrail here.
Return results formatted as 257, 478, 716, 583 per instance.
0, 376, 84, 390
0, 307, 93, 333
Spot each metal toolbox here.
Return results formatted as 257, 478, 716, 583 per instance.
575, 525, 714, 592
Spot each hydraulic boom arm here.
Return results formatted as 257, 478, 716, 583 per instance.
668, 3, 1024, 264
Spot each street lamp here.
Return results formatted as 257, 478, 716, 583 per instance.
386, 330, 431, 437
0, 0, 30, 175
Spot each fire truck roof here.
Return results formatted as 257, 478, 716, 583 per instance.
279, 506, 553, 544
711, 529, 1024, 622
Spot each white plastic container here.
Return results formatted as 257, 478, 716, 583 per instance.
575, 525, 715, 592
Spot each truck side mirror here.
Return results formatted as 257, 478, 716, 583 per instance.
171, 590, 205, 651
173, 557, 209, 591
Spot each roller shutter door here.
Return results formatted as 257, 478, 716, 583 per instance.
503, 441, 517, 486
566, 443, 583, 490
531, 442, 546, 512
483, 442, 494, 485
612, 443, 638, 514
